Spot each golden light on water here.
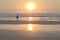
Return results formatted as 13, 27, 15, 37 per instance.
26, 2, 35, 10
29, 17, 33, 21
28, 24, 33, 30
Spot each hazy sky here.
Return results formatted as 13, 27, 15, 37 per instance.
0, 0, 60, 13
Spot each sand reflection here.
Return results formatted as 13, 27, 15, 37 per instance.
28, 24, 33, 30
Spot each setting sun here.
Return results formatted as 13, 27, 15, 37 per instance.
26, 2, 35, 10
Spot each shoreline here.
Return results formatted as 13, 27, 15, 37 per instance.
0, 20, 60, 24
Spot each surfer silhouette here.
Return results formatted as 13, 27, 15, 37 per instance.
16, 14, 19, 21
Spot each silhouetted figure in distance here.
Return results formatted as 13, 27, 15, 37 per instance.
16, 14, 19, 21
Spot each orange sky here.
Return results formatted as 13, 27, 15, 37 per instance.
0, 0, 60, 13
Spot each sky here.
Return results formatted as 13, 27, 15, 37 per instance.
0, 0, 60, 13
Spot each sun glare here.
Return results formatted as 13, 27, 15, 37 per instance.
26, 2, 35, 10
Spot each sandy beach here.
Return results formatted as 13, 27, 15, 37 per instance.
0, 29, 60, 40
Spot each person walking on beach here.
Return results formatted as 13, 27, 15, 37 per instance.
16, 14, 19, 21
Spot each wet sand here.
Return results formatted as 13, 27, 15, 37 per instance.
0, 21, 60, 40
0, 20, 60, 24
0, 29, 60, 40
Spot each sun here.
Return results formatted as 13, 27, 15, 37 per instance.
26, 2, 35, 10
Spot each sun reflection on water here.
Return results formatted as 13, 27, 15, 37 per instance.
28, 17, 32, 21
28, 24, 33, 31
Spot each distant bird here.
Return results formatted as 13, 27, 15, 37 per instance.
16, 14, 19, 21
